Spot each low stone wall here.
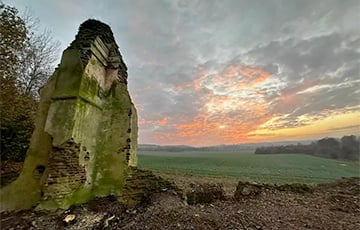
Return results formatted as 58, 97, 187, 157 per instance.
121, 167, 178, 207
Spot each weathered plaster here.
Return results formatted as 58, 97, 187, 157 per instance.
0, 19, 138, 211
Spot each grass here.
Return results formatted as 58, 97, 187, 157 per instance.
138, 151, 360, 184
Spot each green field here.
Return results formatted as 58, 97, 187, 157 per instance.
138, 151, 360, 184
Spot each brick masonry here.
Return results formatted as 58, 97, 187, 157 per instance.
42, 140, 86, 202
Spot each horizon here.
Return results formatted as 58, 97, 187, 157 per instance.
8, 0, 360, 146
139, 134, 359, 148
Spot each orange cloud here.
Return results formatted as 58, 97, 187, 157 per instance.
173, 63, 275, 145
142, 63, 359, 146
138, 60, 359, 145
175, 106, 273, 145
152, 133, 176, 143
178, 63, 273, 95
155, 117, 168, 126
239, 66, 271, 82
138, 119, 146, 125
177, 120, 205, 137
138, 117, 169, 127
279, 94, 295, 106
145, 63, 331, 146
321, 109, 331, 114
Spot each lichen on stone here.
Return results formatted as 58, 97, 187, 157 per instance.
0, 19, 138, 212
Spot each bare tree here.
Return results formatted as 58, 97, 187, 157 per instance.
0, 3, 27, 80
16, 9, 60, 97
0, 3, 60, 161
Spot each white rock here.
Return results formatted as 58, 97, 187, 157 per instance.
64, 214, 76, 223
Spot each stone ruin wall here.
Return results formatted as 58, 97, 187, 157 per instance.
0, 19, 138, 211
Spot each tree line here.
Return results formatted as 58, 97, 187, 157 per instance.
0, 3, 59, 161
255, 135, 360, 161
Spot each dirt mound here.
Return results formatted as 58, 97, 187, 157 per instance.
317, 177, 359, 194
234, 181, 263, 199
1, 177, 359, 229
316, 177, 360, 214
234, 181, 314, 201
185, 183, 225, 205
121, 167, 179, 207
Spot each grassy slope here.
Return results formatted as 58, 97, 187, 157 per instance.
138, 151, 360, 184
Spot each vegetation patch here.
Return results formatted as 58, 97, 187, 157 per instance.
234, 181, 313, 201
275, 183, 314, 194
139, 151, 360, 184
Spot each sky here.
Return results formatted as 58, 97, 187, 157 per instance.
8, 0, 360, 146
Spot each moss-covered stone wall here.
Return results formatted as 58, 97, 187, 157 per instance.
0, 19, 138, 211
129, 104, 138, 167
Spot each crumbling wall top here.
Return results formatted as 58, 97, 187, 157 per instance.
71, 19, 116, 48
70, 19, 128, 83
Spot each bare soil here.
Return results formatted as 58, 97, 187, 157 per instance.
0, 168, 359, 229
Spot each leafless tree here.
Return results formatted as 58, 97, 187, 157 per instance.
16, 9, 60, 97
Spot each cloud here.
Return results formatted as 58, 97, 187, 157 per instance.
122, 0, 360, 145
329, 125, 360, 131
10, 0, 360, 145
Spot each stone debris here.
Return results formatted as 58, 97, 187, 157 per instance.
234, 181, 314, 200
121, 167, 179, 207
64, 214, 76, 224
103, 215, 115, 228
234, 181, 263, 199
186, 183, 225, 205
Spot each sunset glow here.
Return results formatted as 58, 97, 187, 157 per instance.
134, 58, 359, 146
12, 0, 360, 146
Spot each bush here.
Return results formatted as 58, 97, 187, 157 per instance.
0, 77, 37, 161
